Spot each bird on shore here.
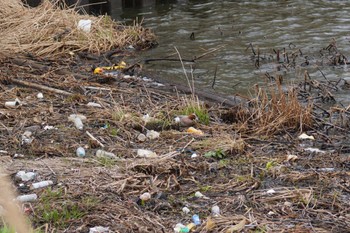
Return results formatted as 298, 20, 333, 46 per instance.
174, 113, 198, 127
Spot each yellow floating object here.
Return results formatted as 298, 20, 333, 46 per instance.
93, 61, 127, 74
187, 127, 204, 135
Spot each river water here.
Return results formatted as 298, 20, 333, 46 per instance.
113, 0, 350, 101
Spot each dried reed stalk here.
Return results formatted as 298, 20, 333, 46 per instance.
242, 82, 313, 135
0, 170, 33, 233
0, 0, 156, 57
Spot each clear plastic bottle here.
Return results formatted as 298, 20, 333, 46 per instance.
16, 194, 37, 202
30, 180, 53, 189
96, 149, 117, 159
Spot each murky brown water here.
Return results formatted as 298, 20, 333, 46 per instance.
112, 1, 350, 101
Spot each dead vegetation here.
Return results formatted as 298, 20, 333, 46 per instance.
0, 0, 156, 57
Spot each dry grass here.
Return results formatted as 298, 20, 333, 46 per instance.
0, 0, 156, 57
239, 82, 313, 135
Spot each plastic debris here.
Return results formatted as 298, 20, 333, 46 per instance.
140, 192, 151, 201
142, 114, 154, 123
174, 223, 189, 233
268, 211, 276, 216
78, 19, 92, 33
68, 114, 87, 130
182, 206, 190, 214
15, 171, 36, 182
146, 130, 160, 140
93, 62, 126, 74
21, 131, 34, 145
76, 147, 86, 157
43, 125, 55, 130
187, 127, 204, 135
96, 149, 117, 159
298, 133, 315, 140
16, 194, 37, 202
266, 189, 276, 195
211, 205, 220, 217
192, 214, 201, 225
37, 92, 44, 99
89, 226, 109, 233
317, 167, 335, 172
186, 223, 196, 231
194, 191, 204, 198
286, 154, 298, 162
87, 102, 102, 108
137, 133, 147, 142
13, 153, 25, 158
137, 149, 158, 158
5, 98, 21, 108
304, 147, 325, 154
191, 153, 198, 158
30, 180, 53, 190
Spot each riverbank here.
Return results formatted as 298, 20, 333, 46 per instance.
0, 1, 350, 233
1, 50, 350, 232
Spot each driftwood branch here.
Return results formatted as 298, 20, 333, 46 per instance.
11, 78, 72, 96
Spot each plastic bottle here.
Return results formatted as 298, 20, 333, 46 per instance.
5, 98, 20, 107
211, 205, 220, 217
68, 114, 86, 130
15, 171, 36, 181
16, 194, 37, 202
192, 214, 201, 225
76, 147, 86, 157
30, 180, 53, 190
96, 149, 117, 159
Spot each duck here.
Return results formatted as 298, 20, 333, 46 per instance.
174, 113, 198, 127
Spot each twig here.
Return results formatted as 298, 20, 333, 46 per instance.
194, 45, 226, 61
11, 78, 72, 96
212, 65, 218, 89
86, 131, 105, 148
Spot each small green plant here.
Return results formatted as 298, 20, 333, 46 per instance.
204, 149, 226, 160
199, 185, 212, 192
97, 156, 116, 167
35, 188, 86, 228
179, 99, 210, 125
109, 127, 119, 136
265, 161, 276, 170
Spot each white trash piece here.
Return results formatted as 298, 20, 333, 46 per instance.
68, 114, 87, 130
21, 130, 33, 145
89, 226, 109, 233
5, 98, 21, 108
211, 205, 220, 217
96, 149, 117, 159
30, 180, 53, 190
37, 92, 44, 99
182, 207, 190, 214
137, 149, 157, 158
87, 102, 102, 108
137, 133, 147, 142
76, 147, 86, 157
16, 194, 37, 202
194, 191, 204, 198
298, 133, 315, 140
146, 130, 160, 140
15, 171, 36, 182
139, 192, 151, 201
78, 19, 92, 33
